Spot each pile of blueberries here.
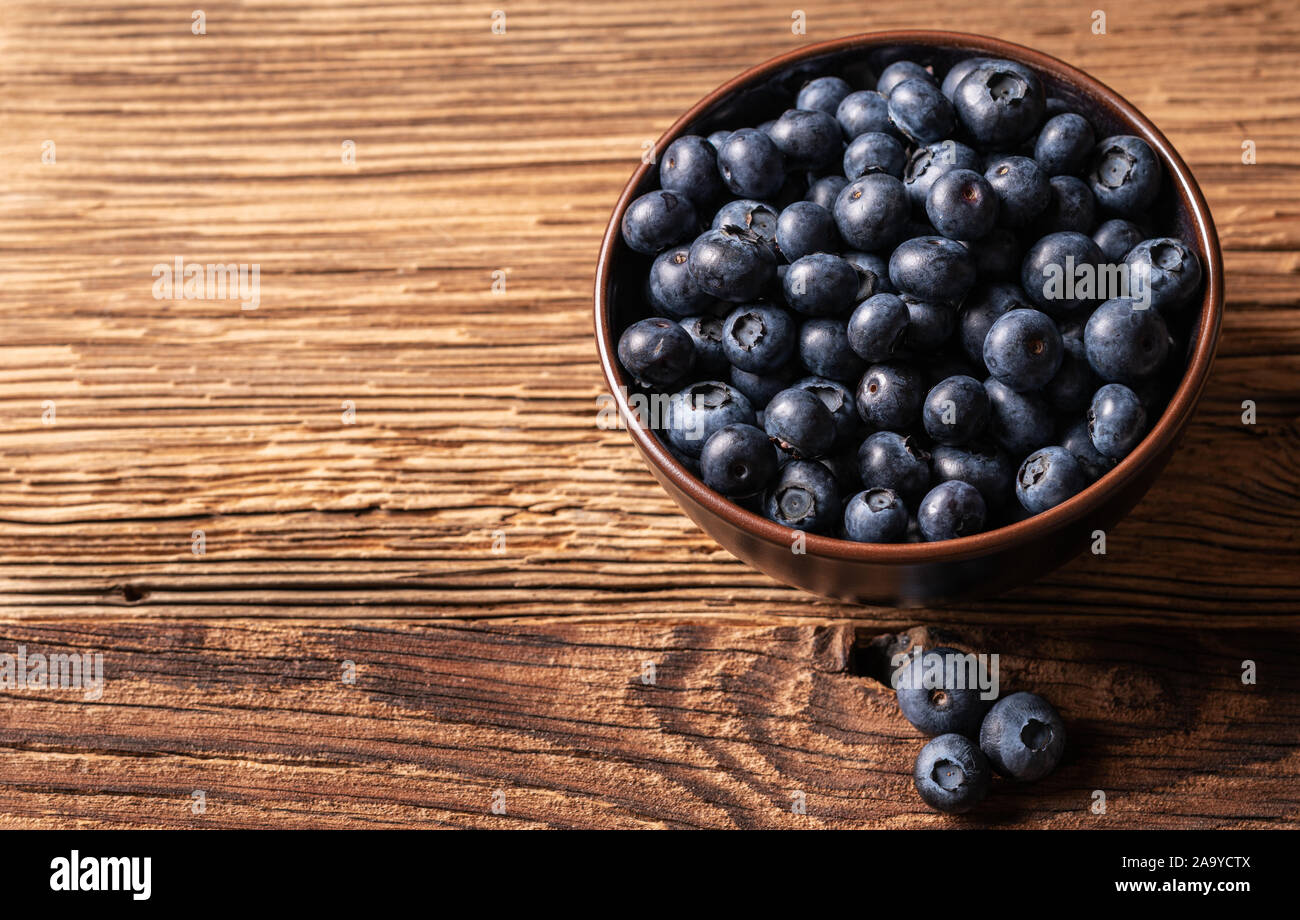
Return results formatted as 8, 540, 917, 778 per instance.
893, 645, 1065, 814
615, 51, 1204, 542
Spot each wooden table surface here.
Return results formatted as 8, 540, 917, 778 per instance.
0, 0, 1297, 829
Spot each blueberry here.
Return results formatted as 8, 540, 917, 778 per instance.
688, 226, 777, 302
913, 733, 992, 813
716, 128, 785, 199
1033, 113, 1095, 176
930, 442, 1014, 508
984, 378, 1054, 456
856, 362, 926, 431
923, 374, 990, 445
764, 387, 836, 458
887, 77, 956, 145
979, 692, 1065, 781
767, 108, 842, 169
1045, 352, 1096, 413
926, 168, 998, 241
848, 292, 910, 362
712, 199, 780, 253
1032, 175, 1096, 236
699, 423, 778, 496
1021, 231, 1104, 316
1092, 218, 1145, 262
842, 250, 895, 298
722, 302, 797, 373
1087, 135, 1162, 217
901, 295, 955, 353
904, 139, 982, 207
1015, 446, 1086, 513
798, 318, 865, 382
706, 130, 731, 152
1124, 237, 1203, 313
806, 174, 849, 210
1088, 382, 1146, 459
764, 459, 840, 533
894, 646, 991, 736
836, 90, 894, 140
966, 227, 1021, 279
666, 380, 755, 457
834, 173, 909, 251
621, 190, 697, 255
1060, 419, 1117, 482
818, 449, 864, 496
677, 314, 728, 374
660, 135, 724, 206
953, 60, 1045, 148
918, 480, 986, 541
783, 253, 860, 316
729, 363, 793, 409
983, 308, 1064, 392
877, 60, 935, 95
940, 57, 991, 102
888, 236, 976, 304
775, 201, 840, 262
842, 131, 908, 179
1083, 297, 1170, 383
958, 282, 1030, 368
843, 487, 908, 542
648, 246, 717, 318
617, 317, 695, 387
794, 376, 859, 447
984, 155, 1050, 228
796, 75, 853, 115
857, 430, 931, 506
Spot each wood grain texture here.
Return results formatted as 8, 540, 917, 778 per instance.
0, 0, 1297, 827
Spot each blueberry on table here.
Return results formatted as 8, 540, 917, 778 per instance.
1092, 218, 1146, 262
764, 387, 836, 458
783, 253, 861, 316
847, 292, 910, 362
877, 59, 935, 95
905, 139, 982, 207
952, 59, 1045, 148
1033, 112, 1095, 177
1088, 382, 1147, 459
793, 376, 860, 447
925, 167, 998, 241
984, 378, 1055, 457
1015, 446, 1087, 514
983, 308, 1064, 392
699, 423, 778, 497
806, 174, 849, 211
1087, 135, 1162, 217
722, 302, 797, 373
764, 459, 841, 533
842, 131, 908, 179
775, 201, 840, 263
887, 77, 956, 145
796, 75, 853, 115
979, 692, 1066, 781
767, 108, 842, 169
1123, 237, 1203, 313
688, 226, 776, 302
843, 487, 909, 543
1083, 297, 1170, 383
621, 190, 697, 255
798, 318, 866, 383
665, 380, 755, 457
1033, 175, 1096, 236
856, 362, 926, 431
984, 155, 1051, 228
716, 127, 785, 199
900, 295, 955, 353
1060, 418, 1117, 483
855, 430, 929, 506
894, 646, 991, 737
930, 442, 1014, 508
678, 314, 728, 375
923, 374, 990, 446
913, 733, 992, 813
836, 89, 894, 141
958, 282, 1030, 368
888, 236, 976, 305
1020, 231, 1104, 316
617, 317, 696, 387
659, 135, 724, 206
918, 479, 986, 541
833, 173, 910, 251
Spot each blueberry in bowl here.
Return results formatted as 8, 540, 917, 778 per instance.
595, 31, 1223, 605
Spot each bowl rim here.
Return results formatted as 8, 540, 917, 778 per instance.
593, 29, 1224, 564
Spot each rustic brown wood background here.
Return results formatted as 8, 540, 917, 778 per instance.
0, 0, 1296, 828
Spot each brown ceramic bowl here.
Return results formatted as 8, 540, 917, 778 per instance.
594, 31, 1223, 606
